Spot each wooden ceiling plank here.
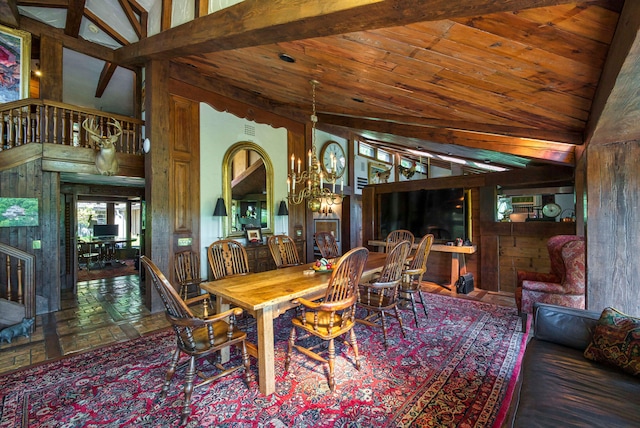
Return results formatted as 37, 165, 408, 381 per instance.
64, 0, 84, 37
118, 0, 142, 39
20, 15, 116, 62
84, 8, 130, 46
586, 0, 640, 145
95, 61, 117, 98
115, 0, 589, 65
0, 0, 20, 27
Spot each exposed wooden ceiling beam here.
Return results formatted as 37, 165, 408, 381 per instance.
95, 61, 117, 98
323, 113, 583, 145
118, 0, 142, 39
115, 0, 589, 65
64, 0, 84, 37
586, 0, 640, 145
20, 16, 115, 62
84, 8, 129, 46
16, 0, 67, 7
0, 0, 20, 28
320, 114, 576, 165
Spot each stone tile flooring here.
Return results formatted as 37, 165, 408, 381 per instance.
0, 274, 516, 376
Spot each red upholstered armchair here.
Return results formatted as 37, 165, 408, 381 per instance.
516, 235, 585, 314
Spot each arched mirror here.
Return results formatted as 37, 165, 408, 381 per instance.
222, 142, 274, 238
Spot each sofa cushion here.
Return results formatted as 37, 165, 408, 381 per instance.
513, 339, 640, 427
584, 307, 640, 376
534, 303, 599, 350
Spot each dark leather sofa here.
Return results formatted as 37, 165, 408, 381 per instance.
508, 303, 640, 427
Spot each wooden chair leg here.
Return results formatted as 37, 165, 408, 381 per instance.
418, 291, 428, 318
395, 306, 406, 337
328, 338, 336, 391
409, 293, 420, 326
240, 341, 251, 386
380, 312, 389, 348
180, 356, 197, 425
349, 328, 361, 370
285, 327, 296, 372
161, 348, 181, 398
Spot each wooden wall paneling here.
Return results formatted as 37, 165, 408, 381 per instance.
286, 129, 308, 262
169, 95, 200, 285
42, 169, 59, 313
586, 141, 640, 315
145, 59, 171, 312
480, 235, 499, 292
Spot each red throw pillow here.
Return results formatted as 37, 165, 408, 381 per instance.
584, 307, 640, 376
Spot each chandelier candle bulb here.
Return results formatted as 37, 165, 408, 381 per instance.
298, 158, 301, 174
341, 178, 343, 192
291, 154, 295, 171
308, 150, 312, 167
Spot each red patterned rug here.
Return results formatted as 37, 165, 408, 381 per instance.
0, 294, 528, 427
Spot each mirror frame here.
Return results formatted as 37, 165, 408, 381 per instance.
222, 141, 274, 238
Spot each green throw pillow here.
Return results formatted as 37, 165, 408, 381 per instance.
584, 307, 640, 376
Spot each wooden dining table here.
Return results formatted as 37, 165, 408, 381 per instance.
200, 251, 388, 395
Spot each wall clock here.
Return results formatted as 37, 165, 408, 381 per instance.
319, 141, 346, 178
542, 202, 561, 218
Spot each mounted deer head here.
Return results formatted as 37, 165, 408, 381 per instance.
82, 117, 122, 176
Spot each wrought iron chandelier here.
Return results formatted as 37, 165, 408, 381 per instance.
287, 80, 343, 212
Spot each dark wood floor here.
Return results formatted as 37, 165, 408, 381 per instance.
0, 273, 516, 376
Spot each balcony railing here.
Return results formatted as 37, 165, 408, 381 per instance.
1, 99, 144, 155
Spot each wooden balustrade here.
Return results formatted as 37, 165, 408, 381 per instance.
0, 99, 144, 155
0, 243, 35, 328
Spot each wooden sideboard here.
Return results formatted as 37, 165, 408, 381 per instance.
244, 240, 305, 273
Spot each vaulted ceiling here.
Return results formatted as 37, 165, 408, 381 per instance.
3, 0, 639, 172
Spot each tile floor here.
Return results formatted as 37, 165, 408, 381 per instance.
0, 273, 516, 376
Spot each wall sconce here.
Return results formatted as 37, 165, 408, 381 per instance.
321, 205, 332, 216
143, 138, 151, 154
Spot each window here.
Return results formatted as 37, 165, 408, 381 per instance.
358, 141, 375, 158
376, 149, 392, 163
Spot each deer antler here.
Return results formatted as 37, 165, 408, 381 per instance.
82, 117, 122, 146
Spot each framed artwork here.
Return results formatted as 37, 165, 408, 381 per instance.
245, 226, 262, 243
368, 162, 391, 184
315, 219, 339, 242
0, 197, 39, 227
0, 25, 31, 103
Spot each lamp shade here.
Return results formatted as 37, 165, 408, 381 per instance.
277, 200, 289, 216
213, 198, 227, 217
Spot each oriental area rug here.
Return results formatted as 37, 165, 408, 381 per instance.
0, 294, 528, 427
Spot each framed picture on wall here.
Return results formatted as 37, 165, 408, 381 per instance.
245, 226, 262, 243
315, 219, 340, 242
0, 25, 31, 102
368, 162, 391, 184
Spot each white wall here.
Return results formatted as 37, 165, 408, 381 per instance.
199, 104, 287, 276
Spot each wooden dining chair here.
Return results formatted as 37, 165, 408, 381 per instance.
207, 239, 251, 280
174, 250, 204, 299
399, 234, 434, 326
285, 247, 369, 391
357, 240, 411, 348
268, 234, 301, 268
315, 231, 340, 259
385, 229, 414, 252
140, 256, 252, 426
174, 250, 211, 316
